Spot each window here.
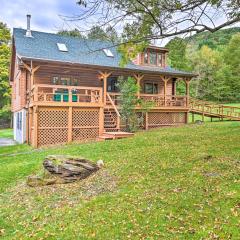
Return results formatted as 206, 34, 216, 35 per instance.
158, 54, 163, 67
144, 82, 158, 94
52, 76, 59, 85
57, 43, 68, 52
144, 51, 148, 64
17, 112, 22, 130
71, 78, 79, 86
149, 50, 157, 65
107, 77, 118, 92
103, 48, 114, 57
142, 49, 164, 67
52, 76, 80, 86
60, 77, 70, 86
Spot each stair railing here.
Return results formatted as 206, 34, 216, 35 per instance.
106, 93, 121, 129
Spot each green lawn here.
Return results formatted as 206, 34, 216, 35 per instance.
0, 122, 240, 239
225, 103, 240, 107
0, 129, 13, 139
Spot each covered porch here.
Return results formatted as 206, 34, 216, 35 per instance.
24, 62, 192, 109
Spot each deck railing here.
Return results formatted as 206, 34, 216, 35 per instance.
107, 92, 188, 107
140, 94, 187, 107
28, 84, 103, 105
190, 98, 240, 120
27, 84, 188, 108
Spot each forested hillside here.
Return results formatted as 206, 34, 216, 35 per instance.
166, 28, 240, 103
187, 27, 240, 50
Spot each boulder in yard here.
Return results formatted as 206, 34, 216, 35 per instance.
27, 155, 103, 186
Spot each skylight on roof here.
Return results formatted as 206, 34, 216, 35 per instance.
103, 48, 114, 57
57, 43, 68, 52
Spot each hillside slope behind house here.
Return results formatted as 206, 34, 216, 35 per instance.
185, 27, 240, 50
165, 27, 240, 102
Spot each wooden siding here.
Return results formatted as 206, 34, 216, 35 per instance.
11, 54, 27, 112
34, 67, 102, 88
31, 64, 174, 96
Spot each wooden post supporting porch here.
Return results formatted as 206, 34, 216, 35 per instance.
99, 107, 104, 135
145, 112, 149, 130
133, 73, 144, 100
68, 107, 73, 143
184, 78, 191, 107
23, 62, 40, 90
32, 106, 38, 148
160, 76, 171, 106
23, 62, 40, 147
98, 71, 112, 105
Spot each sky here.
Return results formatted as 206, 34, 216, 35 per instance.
0, 0, 82, 33
0, 0, 239, 47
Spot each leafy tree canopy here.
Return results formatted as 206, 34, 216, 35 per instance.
165, 37, 191, 72
58, 28, 85, 38
117, 77, 140, 132
75, 0, 240, 61
166, 31, 240, 102
0, 22, 11, 44
0, 22, 11, 108
58, 25, 119, 42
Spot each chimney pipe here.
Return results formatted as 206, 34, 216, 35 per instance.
25, 14, 32, 37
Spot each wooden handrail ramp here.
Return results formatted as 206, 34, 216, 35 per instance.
189, 98, 240, 121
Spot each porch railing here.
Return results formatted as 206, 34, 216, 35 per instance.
107, 92, 188, 107
27, 85, 188, 108
28, 84, 103, 104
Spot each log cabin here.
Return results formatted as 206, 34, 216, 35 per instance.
10, 15, 196, 148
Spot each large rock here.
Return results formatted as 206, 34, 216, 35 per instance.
27, 155, 101, 186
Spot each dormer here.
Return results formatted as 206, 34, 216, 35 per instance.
132, 46, 168, 68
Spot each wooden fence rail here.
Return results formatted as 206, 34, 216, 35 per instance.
190, 98, 240, 121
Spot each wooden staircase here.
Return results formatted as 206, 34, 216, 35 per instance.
189, 98, 240, 121
104, 108, 119, 132
99, 93, 134, 140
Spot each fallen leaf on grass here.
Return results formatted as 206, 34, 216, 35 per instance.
0, 229, 5, 235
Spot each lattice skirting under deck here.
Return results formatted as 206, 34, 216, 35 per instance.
119, 111, 186, 130
31, 107, 187, 147
72, 108, 99, 141
120, 112, 145, 132
35, 107, 100, 147
148, 112, 186, 128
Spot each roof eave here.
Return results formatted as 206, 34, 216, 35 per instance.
19, 55, 197, 78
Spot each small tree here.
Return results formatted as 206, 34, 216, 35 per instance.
117, 77, 140, 132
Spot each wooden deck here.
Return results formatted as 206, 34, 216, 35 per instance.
26, 83, 190, 147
